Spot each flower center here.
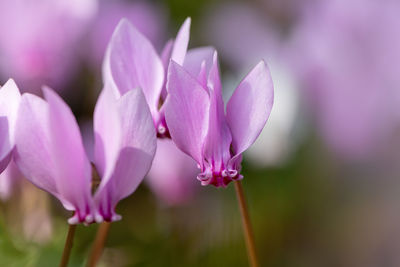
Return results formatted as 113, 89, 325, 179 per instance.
197, 165, 242, 187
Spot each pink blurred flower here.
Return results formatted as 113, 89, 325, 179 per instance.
290, 0, 400, 159
147, 139, 198, 206
14, 86, 156, 224
88, 0, 165, 67
165, 54, 274, 187
0, 0, 97, 92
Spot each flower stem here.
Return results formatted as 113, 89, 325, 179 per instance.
234, 180, 259, 267
59, 224, 77, 267
87, 222, 111, 267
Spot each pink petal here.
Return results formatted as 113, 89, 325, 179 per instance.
183, 47, 215, 78
160, 39, 174, 99
171, 17, 191, 65
43, 88, 93, 221
95, 89, 156, 221
183, 47, 215, 87
0, 79, 21, 172
103, 18, 164, 117
93, 85, 122, 185
14, 90, 94, 223
203, 52, 232, 171
226, 61, 274, 156
161, 39, 174, 70
164, 61, 210, 166
0, 79, 21, 142
14, 93, 73, 211
0, 161, 22, 200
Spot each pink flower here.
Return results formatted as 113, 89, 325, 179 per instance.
0, 0, 97, 92
164, 53, 274, 187
14, 85, 156, 224
289, 0, 400, 159
147, 139, 198, 206
103, 18, 215, 138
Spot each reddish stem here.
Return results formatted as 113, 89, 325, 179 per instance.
234, 180, 259, 267
87, 222, 111, 267
59, 224, 77, 267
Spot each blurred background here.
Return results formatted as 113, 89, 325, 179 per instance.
1, 0, 400, 266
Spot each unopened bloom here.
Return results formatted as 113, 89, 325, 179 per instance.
0, 79, 21, 173
164, 52, 274, 187
103, 17, 214, 138
14, 86, 156, 224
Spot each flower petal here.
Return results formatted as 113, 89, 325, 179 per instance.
0, 79, 21, 143
160, 39, 174, 99
103, 18, 164, 117
0, 79, 21, 172
93, 85, 122, 185
164, 61, 210, 165
43, 88, 93, 221
95, 88, 156, 221
14, 93, 73, 211
226, 61, 274, 156
183, 46, 215, 78
171, 17, 191, 65
161, 39, 174, 70
203, 52, 232, 170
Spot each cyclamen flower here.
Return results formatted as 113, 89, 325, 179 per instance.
164, 53, 274, 187
0, 79, 21, 173
14, 86, 156, 224
103, 17, 215, 138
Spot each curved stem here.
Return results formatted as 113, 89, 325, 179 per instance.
234, 180, 259, 267
59, 224, 77, 267
87, 222, 111, 267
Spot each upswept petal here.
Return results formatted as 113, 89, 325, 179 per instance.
203, 52, 232, 171
183, 47, 215, 79
160, 39, 174, 99
0, 79, 21, 172
164, 61, 210, 165
105, 18, 164, 116
161, 39, 174, 70
226, 60, 274, 156
0, 79, 21, 143
171, 17, 191, 65
14, 93, 73, 211
95, 89, 156, 221
43, 88, 93, 222
93, 86, 122, 186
